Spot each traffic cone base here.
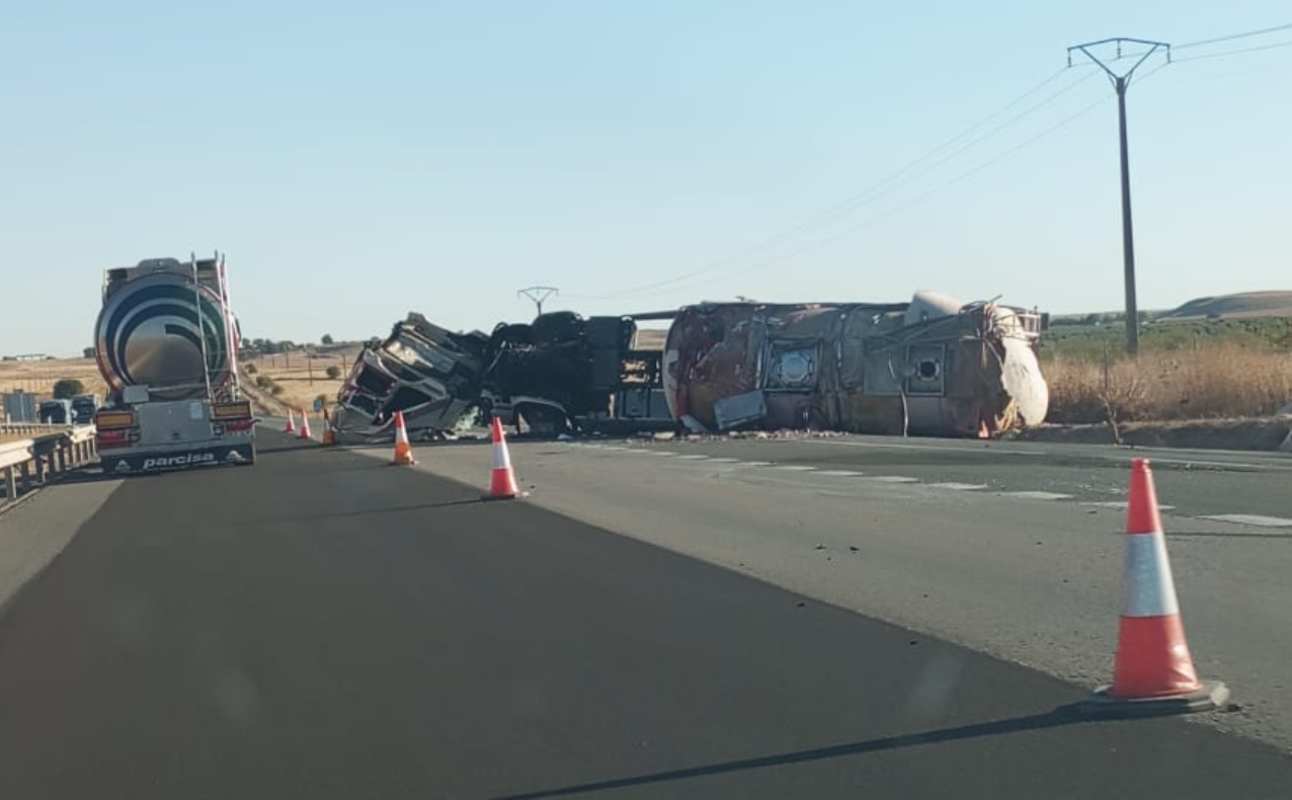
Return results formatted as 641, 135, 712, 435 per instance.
1078, 458, 1229, 718
1080, 681, 1229, 718
298, 413, 313, 440
284, 410, 296, 433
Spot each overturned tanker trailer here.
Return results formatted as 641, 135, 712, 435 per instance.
663, 292, 1049, 437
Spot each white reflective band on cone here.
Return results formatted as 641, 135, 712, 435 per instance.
492, 443, 511, 470
1122, 532, 1181, 617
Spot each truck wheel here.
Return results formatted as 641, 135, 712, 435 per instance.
517, 405, 571, 437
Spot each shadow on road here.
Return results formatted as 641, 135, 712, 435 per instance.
494, 705, 1091, 800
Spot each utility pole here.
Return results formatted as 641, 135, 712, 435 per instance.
1068, 37, 1170, 356
517, 286, 559, 318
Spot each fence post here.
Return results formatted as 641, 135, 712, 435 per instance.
3, 466, 15, 504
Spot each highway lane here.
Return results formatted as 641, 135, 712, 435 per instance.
0, 431, 1288, 797
377, 435, 1292, 754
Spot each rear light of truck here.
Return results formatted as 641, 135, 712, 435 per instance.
95, 410, 135, 429
221, 419, 256, 432
96, 428, 134, 448
211, 401, 253, 421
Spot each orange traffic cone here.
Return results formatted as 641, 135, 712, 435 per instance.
284, 409, 296, 433
391, 410, 415, 465
322, 408, 336, 446
1080, 458, 1228, 716
487, 417, 519, 499
298, 410, 313, 440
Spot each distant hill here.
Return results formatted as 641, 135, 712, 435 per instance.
1160, 291, 1292, 321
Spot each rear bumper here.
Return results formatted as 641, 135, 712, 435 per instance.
99, 441, 255, 474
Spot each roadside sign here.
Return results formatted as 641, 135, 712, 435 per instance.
314, 397, 324, 412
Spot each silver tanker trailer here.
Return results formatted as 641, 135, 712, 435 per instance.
92, 255, 256, 473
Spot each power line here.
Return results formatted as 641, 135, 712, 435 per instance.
630, 93, 1110, 301
1175, 22, 1292, 50
1172, 38, 1292, 63
578, 66, 1088, 301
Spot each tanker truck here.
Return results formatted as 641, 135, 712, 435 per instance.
92, 255, 256, 473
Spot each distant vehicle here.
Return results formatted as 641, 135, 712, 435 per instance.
71, 394, 99, 424
92, 254, 256, 473
2, 391, 38, 423
38, 399, 74, 425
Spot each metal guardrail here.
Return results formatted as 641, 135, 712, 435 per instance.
0, 424, 97, 509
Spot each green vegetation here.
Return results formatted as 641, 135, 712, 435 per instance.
325, 365, 341, 379
1040, 317, 1292, 363
52, 378, 85, 399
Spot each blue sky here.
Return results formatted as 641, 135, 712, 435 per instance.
2, 1, 1289, 354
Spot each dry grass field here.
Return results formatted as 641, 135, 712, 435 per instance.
243, 348, 360, 414
1045, 344, 1292, 424
0, 358, 108, 400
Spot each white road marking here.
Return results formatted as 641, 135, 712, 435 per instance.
866, 476, 919, 483
737, 461, 773, 467
926, 482, 987, 491
705, 457, 741, 463
676, 454, 712, 461
817, 470, 864, 477
1081, 501, 1176, 511
805, 439, 1046, 457
773, 465, 817, 472
1197, 514, 1292, 528
650, 451, 680, 457
1001, 491, 1073, 501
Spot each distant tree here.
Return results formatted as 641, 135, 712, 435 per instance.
53, 379, 85, 399
82, 347, 96, 359
321, 334, 334, 345
325, 365, 341, 379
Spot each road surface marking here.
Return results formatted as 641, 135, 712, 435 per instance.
817, 470, 864, 477
926, 482, 987, 491
737, 461, 773, 467
866, 476, 919, 483
705, 457, 741, 463
1197, 514, 1292, 528
804, 439, 1046, 457
676, 454, 712, 460
1001, 491, 1074, 501
773, 465, 818, 472
1081, 501, 1176, 511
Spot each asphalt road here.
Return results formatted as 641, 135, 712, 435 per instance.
0, 430, 1288, 797
362, 432, 1292, 753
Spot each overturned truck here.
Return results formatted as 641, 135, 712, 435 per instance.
663, 292, 1048, 436
333, 311, 671, 440
334, 291, 1049, 440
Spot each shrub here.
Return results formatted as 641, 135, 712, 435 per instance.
244, 363, 257, 374
255, 375, 273, 389
270, 384, 284, 395
325, 365, 341, 379
53, 378, 85, 399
